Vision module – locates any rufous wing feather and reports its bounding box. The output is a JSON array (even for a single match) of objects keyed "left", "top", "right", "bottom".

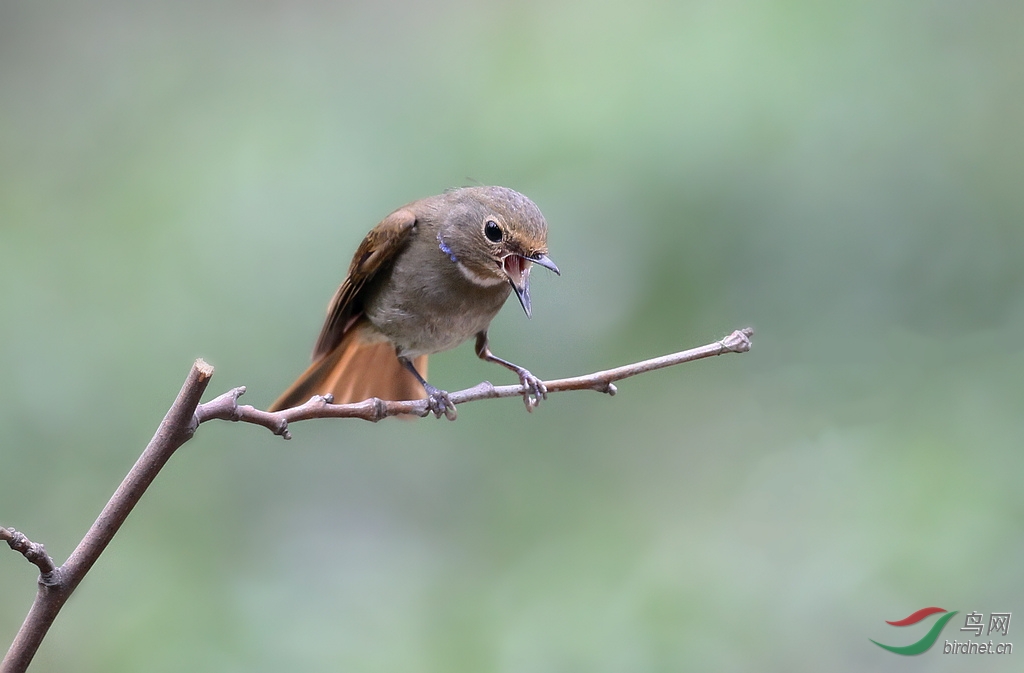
[
  {"left": 313, "top": 208, "right": 418, "bottom": 360},
  {"left": 268, "top": 323, "right": 427, "bottom": 412}
]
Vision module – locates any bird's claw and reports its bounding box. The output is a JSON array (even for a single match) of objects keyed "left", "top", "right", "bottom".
[
  {"left": 516, "top": 368, "right": 547, "bottom": 412},
  {"left": 424, "top": 386, "right": 457, "bottom": 421}
]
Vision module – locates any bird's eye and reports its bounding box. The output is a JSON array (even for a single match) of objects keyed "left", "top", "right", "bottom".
[{"left": 484, "top": 220, "right": 503, "bottom": 243}]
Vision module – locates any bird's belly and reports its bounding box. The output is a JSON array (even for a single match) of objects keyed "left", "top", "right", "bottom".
[{"left": 364, "top": 281, "right": 510, "bottom": 358}]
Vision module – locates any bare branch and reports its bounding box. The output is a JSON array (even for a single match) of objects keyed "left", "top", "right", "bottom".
[
  {"left": 3, "top": 329, "right": 753, "bottom": 672},
  {"left": 2, "top": 359, "right": 214, "bottom": 673},
  {"left": 199, "top": 328, "right": 754, "bottom": 434}
]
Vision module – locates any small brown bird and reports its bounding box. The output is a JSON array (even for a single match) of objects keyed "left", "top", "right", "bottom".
[{"left": 269, "top": 186, "right": 559, "bottom": 419}]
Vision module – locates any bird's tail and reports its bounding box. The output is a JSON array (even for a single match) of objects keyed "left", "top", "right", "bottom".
[{"left": 268, "top": 326, "right": 427, "bottom": 412}]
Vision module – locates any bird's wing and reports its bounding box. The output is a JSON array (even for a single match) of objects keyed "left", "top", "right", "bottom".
[{"left": 312, "top": 207, "right": 418, "bottom": 360}]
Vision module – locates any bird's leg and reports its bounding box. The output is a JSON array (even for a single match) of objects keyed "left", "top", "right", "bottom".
[
  {"left": 399, "top": 356, "right": 456, "bottom": 420},
  {"left": 475, "top": 331, "right": 547, "bottom": 412}
]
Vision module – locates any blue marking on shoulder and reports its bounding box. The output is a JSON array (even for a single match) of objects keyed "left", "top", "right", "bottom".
[{"left": 437, "top": 232, "right": 458, "bottom": 263}]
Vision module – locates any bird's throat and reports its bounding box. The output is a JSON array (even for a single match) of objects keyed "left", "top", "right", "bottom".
[{"left": 455, "top": 260, "right": 506, "bottom": 287}]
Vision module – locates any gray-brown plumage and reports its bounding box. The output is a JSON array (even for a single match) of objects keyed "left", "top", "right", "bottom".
[{"left": 269, "top": 186, "right": 559, "bottom": 418}]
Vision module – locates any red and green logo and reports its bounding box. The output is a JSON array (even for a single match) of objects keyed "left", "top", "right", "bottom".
[{"left": 871, "top": 607, "right": 958, "bottom": 655}]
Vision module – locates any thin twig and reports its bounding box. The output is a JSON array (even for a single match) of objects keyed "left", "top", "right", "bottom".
[
  {"left": 0, "top": 529, "right": 56, "bottom": 582},
  {"left": 2, "top": 328, "right": 752, "bottom": 673},
  {"left": 198, "top": 328, "right": 754, "bottom": 437}
]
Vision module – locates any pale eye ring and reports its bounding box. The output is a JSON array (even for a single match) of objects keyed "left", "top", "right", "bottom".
[{"left": 483, "top": 220, "right": 503, "bottom": 243}]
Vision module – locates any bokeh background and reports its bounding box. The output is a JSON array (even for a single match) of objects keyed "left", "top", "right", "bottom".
[{"left": 2, "top": 1, "right": 1021, "bottom": 671}]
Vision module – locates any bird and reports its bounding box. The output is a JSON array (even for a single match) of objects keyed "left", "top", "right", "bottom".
[{"left": 268, "top": 186, "right": 559, "bottom": 419}]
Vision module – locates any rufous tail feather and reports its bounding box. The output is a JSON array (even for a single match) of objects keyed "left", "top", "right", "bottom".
[{"left": 269, "top": 328, "right": 427, "bottom": 412}]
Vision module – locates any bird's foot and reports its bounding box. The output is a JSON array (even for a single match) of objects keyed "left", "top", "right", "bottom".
[
  {"left": 515, "top": 367, "right": 547, "bottom": 412},
  {"left": 423, "top": 383, "right": 457, "bottom": 421}
]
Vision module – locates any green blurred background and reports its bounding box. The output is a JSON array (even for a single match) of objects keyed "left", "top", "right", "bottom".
[{"left": 2, "top": 1, "right": 1021, "bottom": 671}]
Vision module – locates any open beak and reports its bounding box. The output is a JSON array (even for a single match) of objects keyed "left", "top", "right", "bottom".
[{"left": 503, "top": 253, "right": 560, "bottom": 318}]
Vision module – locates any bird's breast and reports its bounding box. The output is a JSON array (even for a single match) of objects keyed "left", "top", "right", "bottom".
[{"left": 362, "top": 248, "right": 512, "bottom": 358}]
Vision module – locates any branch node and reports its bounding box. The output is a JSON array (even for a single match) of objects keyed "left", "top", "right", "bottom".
[
  {"left": 228, "top": 386, "right": 247, "bottom": 408},
  {"left": 460, "top": 381, "right": 497, "bottom": 400},
  {"left": 38, "top": 568, "right": 63, "bottom": 588},
  {"left": 276, "top": 420, "right": 292, "bottom": 440},
  {"left": 720, "top": 327, "right": 753, "bottom": 354},
  {"left": 371, "top": 397, "right": 389, "bottom": 422}
]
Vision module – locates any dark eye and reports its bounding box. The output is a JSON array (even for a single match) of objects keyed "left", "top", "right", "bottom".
[{"left": 484, "top": 220, "right": 503, "bottom": 243}]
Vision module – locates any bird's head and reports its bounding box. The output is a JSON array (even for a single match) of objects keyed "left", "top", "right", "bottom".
[{"left": 437, "top": 186, "right": 559, "bottom": 317}]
